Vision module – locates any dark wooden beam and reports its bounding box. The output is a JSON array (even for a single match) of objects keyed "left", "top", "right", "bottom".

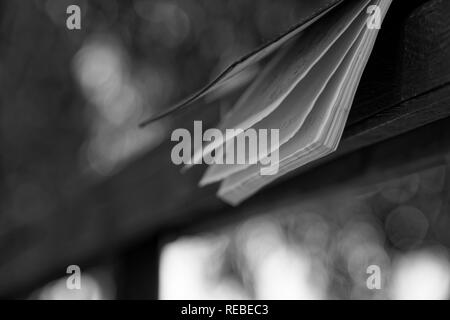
[{"left": 348, "top": 0, "right": 450, "bottom": 124}]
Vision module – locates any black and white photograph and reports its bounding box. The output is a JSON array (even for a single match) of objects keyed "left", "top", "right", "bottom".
[{"left": 1, "top": 0, "right": 450, "bottom": 306}]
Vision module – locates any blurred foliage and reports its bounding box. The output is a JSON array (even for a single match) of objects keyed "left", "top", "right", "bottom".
[
  {"left": 0, "top": 0, "right": 320, "bottom": 236},
  {"left": 161, "top": 164, "right": 450, "bottom": 300}
]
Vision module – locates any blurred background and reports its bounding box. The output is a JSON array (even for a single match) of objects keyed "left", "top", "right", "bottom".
[
  {"left": 1, "top": 0, "right": 450, "bottom": 300},
  {"left": 29, "top": 162, "right": 450, "bottom": 300},
  {"left": 0, "top": 0, "right": 324, "bottom": 208},
  {"left": 160, "top": 163, "right": 450, "bottom": 300}
]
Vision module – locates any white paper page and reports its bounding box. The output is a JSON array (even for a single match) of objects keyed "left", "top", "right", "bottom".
[
  {"left": 200, "top": 9, "right": 368, "bottom": 185},
  {"left": 219, "top": 0, "right": 391, "bottom": 205},
  {"left": 139, "top": 1, "right": 344, "bottom": 127},
  {"left": 187, "top": 0, "right": 371, "bottom": 167},
  {"left": 219, "top": 30, "right": 367, "bottom": 196}
]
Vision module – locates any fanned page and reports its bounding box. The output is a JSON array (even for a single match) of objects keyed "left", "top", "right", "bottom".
[
  {"left": 218, "top": 0, "right": 392, "bottom": 205},
  {"left": 200, "top": 6, "right": 370, "bottom": 186},
  {"left": 187, "top": 0, "right": 370, "bottom": 167},
  {"left": 140, "top": 0, "right": 343, "bottom": 126},
  {"left": 219, "top": 29, "right": 372, "bottom": 202},
  {"left": 217, "top": 35, "right": 368, "bottom": 201}
]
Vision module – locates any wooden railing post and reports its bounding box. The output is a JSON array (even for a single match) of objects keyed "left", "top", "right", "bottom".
[{"left": 114, "top": 236, "right": 161, "bottom": 300}]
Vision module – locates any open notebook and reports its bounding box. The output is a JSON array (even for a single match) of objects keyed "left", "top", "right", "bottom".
[{"left": 141, "top": 0, "right": 392, "bottom": 205}]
